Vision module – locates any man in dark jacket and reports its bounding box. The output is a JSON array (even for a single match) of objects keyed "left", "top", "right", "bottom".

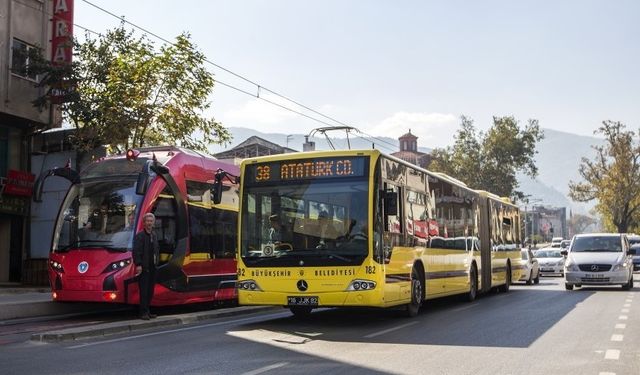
[{"left": 133, "top": 212, "right": 160, "bottom": 320}]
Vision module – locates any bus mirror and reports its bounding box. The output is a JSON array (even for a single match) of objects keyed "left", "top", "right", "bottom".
[
  {"left": 384, "top": 190, "right": 398, "bottom": 216},
  {"left": 212, "top": 181, "right": 223, "bottom": 205}
]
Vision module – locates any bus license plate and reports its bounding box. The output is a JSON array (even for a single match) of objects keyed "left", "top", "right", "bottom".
[{"left": 287, "top": 296, "right": 318, "bottom": 306}]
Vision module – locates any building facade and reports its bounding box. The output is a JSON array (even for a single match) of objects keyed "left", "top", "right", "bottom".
[
  {"left": 1, "top": 0, "right": 59, "bottom": 283},
  {"left": 390, "top": 130, "right": 431, "bottom": 168}
]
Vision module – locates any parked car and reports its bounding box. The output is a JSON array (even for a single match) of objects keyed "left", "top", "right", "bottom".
[
  {"left": 630, "top": 243, "right": 640, "bottom": 271},
  {"left": 551, "top": 237, "right": 564, "bottom": 246},
  {"left": 536, "top": 248, "right": 565, "bottom": 276},
  {"left": 563, "top": 233, "right": 634, "bottom": 290},
  {"left": 560, "top": 240, "right": 571, "bottom": 249},
  {"left": 518, "top": 248, "right": 540, "bottom": 285}
]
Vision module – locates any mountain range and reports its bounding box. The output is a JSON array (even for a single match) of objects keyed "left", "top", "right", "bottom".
[{"left": 210, "top": 127, "right": 604, "bottom": 214}]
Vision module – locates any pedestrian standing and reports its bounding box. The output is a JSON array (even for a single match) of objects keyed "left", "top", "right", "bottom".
[{"left": 133, "top": 212, "right": 160, "bottom": 320}]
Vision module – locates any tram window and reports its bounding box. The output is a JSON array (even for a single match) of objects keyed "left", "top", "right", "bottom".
[{"left": 211, "top": 209, "right": 237, "bottom": 259}]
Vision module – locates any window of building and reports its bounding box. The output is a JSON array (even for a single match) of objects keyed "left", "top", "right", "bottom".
[
  {"left": 11, "top": 39, "right": 38, "bottom": 80},
  {"left": 0, "top": 128, "right": 8, "bottom": 178}
]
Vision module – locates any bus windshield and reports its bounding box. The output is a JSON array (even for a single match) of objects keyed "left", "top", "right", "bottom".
[
  {"left": 52, "top": 178, "right": 143, "bottom": 252},
  {"left": 240, "top": 178, "right": 369, "bottom": 267}
]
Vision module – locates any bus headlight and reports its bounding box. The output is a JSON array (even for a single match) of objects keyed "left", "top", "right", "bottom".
[
  {"left": 50, "top": 260, "right": 64, "bottom": 273},
  {"left": 346, "top": 279, "right": 376, "bottom": 291},
  {"left": 102, "top": 259, "right": 132, "bottom": 273},
  {"left": 237, "top": 280, "right": 262, "bottom": 291}
]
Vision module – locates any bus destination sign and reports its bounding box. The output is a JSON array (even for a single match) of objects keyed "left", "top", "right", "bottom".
[{"left": 247, "top": 157, "right": 367, "bottom": 184}]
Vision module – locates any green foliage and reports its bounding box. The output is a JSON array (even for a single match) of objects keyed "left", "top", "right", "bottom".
[
  {"left": 569, "top": 121, "right": 640, "bottom": 233},
  {"left": 429, "top": 115, "right": 544, "bottom": 201},
  {"left": 30, "top": 26, "right": 230, "bottom": 153}
]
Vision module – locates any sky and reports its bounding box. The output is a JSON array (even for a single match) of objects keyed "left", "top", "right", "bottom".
[{"left": 73, "top": 0, "right": 640, "bottom": 149}]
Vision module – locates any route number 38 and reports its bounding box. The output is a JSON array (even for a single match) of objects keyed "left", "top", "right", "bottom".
[{"left": 256, "top": 166, "right": 271, "bottom": 181}]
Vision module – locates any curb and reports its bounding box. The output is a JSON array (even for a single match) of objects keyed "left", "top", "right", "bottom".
[{"left": 31, "top": 305, "right": 278, "bottom": 343}]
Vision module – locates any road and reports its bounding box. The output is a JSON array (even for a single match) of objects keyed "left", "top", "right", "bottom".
[{"left": 1, "top": 276, "right": 638, "bottom": 375}]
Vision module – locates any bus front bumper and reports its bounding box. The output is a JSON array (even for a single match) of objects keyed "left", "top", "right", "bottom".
[{"left": 239, "top": 289, "right": 387, "bottom": 308}]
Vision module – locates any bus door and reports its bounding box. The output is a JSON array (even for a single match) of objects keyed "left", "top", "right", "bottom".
[{"left": 477, "top": 197, "right": 492, "bottom": 293}]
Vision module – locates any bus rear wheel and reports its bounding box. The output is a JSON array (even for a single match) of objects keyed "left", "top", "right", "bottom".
[
  {"left": 498, "top": 264, "right": 511, "bottom": 293},
  {"left": 289, "top": 306, "right": 313, "bottom": 318},
  {"left": 406, "top": 266, "right": 423, "bottom": 317},
  {"left": 464, "top": 265, "right": 478, "bottom": 302}
]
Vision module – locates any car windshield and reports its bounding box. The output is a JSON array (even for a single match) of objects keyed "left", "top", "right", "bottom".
[
  {"left": 521, "top": 250, "right": 529, "bottom": 260},
  {"left": 570, "top": 236, "right": 622, "bottom": 252},
  {"left": 52, "top": 178, "right": 143, "bottom": 252},
  {"left": 536, "top": 250, "right": 563, "bottom": 258}
]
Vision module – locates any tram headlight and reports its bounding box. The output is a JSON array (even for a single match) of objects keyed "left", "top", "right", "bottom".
[
  {"left": 50, "top": 260, "right": 64, "bottom": 273},
  {"left": 102, "top": 259, "right": 132, "bottom": 273},
  {"left": 346, "top": 279, "right": 376, "bottom": 291},
  {"left": 237, "top": 280, "right": 262, "bottom": 292}
]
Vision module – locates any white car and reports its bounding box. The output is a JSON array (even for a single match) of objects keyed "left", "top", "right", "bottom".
[
  {"left": 536, "top": 248, "right": 565, "bottom": 276},
  {"left": 518, "top": 248, "right": 540, "bottom": 285},
  {"left": 563, "top": 233, "right": 634, "bottom": 290}
]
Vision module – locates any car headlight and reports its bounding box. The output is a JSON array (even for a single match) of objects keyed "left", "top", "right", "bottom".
[
  {"left": 556, "top": 260, "right": 565, "bottom": 266},
  {"left": 612, "top": 262, "right": 629, "bottom": 272},
  {"left": 565, "top": 262, "right": 579, "bottom": 272}
]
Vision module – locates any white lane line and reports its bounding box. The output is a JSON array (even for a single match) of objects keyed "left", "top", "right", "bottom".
[
  {"left": 615, "top": 323, "right": 626, "bottom": 329},
  {"left": 621, "top": 308, "right": 630, "bottom": 313},
  {"left": 241, "top": 362, "right": 289, "bottom": 375},
  {"left": 599, "top": 372, "right": 616, "bottom": 375},
  {"left": 611, "top": 334, "right": 624, "bottom": 342},
  {"left": 605, "top": 350, "right": 620, "bottom": 360},
  {"left": 364, "top": 321, "right": 419, "bottom": 339},
  {"left": 67, "top": 311, "right": 290, "bottom": 349},
  {"left": 625, "top": 299, "right": 632, "bottom": 303},
  {"left": 624, "top": 303, "right": 630, "bottom": 308},
  {"left": 619, "top": 315, "right": 628, "bottom": 320}
]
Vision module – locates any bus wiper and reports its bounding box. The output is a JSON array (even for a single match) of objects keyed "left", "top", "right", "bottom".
[
  {"left": 59, "top": 240, "right": 114, "bottom": 252},
  {"left": 324, "top": 252, "right": 352, "bottom": 263}
]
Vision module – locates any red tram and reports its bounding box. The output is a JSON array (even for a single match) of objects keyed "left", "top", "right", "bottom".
[{"left": 35, "top": 146, "right": 239, "bottom": 306}]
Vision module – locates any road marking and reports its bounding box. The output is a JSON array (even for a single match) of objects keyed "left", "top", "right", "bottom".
[
  {"left": 611, "top": 334, "right": 624, "bottom": 342},
  {"left": 605, "top": 350, "right": 620, "bottom": 360},
  {"left": 67, "top": 311, "right": 290, "bottom": 349},
  {"left": 450, "top": 303, "right": 479, "bottom": 312},
  {"left": 618, "top": 315, "right": 628, "bottom": 320},
  {"left": 621, "top": 308, "right": 630, "bottom": 313},
  {"left": 615, "top": 323, "right": 626, "bottom": 329},
  {"left": 364, "top": 321, "right": 419, "bottom": 338},
  {"left": 599, "top": 372, "right": 616, "bottom": 375},
  {"left": 624, "top": 303, "right": 630, "bottom": 308},
  {"left": 625, "top": 299, "right": 632, "bottom": 303},
  {"left": 241, "top": 362, "right": 289, "bottom": 375}
]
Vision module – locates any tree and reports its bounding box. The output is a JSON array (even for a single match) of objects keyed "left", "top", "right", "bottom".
[
  {"left": 569, "top": 121, "right": 640, "bottom": 233},
  {"left": 29, "top": 26, "right": 230, "bottom": 153},
  {"left": 429, "top": 115, "right": 544, "bottom": 200}
]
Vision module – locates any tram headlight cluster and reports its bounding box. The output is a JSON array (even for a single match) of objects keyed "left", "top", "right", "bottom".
[
  {"left": 346, "top": 279, "right": 376, "bottom": 291},
  {"left": 50, "top": 261, "right": 64, "bottom": 273},
  {"left": 103, "top": 259, "right": 132, "bottom": 273},
  {"left": 237, "top": 280, "right": 262, "bottom": 291}
]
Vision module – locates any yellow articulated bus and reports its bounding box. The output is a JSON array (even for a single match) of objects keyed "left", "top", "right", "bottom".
[{"left": 234, "top": 149, "right": 523, "bottom": 317}]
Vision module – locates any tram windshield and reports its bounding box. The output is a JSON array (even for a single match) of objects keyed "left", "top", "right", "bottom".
[{"left": 52, "top": 178, "right": 143, "bottom": 252}]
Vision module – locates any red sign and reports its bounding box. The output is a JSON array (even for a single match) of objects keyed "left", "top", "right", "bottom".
[
  {"left": 51, "top": 0, "right": 74, "bottom": 65},
  {"left": 2, "top": 170, "right": 36, "bottom": 197}
]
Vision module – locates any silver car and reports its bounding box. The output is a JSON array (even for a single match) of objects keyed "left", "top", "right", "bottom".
[
  {"left": 563, "top": 233, "right": 634, "bottom": 290},
  {"left": 536, "top": 249, "right": 565, "bottom": 276}
]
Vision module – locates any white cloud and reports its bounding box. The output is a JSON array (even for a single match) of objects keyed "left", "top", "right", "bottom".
[
  {"left": 222, "top": 93, "right": 299, "bottom": 131},
  {"left": 368, "top": 112, "right": 459, "bottom": 149}
]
